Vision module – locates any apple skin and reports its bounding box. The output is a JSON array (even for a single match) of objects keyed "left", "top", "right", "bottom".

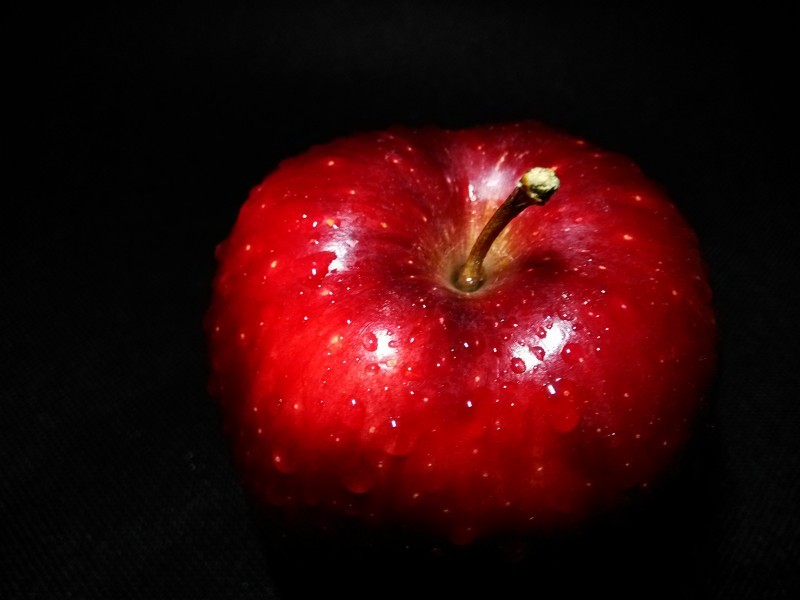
[{"left": 205, "top": 121, "right": 716, "bottom": 546}]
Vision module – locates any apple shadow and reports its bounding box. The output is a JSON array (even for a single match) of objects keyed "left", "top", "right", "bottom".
[{"left": 251, "top": 414, "right": 724, "bottom": 600}]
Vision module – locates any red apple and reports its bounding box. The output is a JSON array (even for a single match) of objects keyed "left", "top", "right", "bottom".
[{"left": 205, "top": 121, "right": 716, "bottom": 547}]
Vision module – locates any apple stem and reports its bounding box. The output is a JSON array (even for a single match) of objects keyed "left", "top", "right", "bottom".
[{"left": 454, "top": 167, "right": 560, "bottom": 292}]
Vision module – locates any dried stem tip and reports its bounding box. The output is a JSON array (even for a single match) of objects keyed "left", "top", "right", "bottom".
[{"left": 518, "top": 167, "right": 560, "bottom": 203}]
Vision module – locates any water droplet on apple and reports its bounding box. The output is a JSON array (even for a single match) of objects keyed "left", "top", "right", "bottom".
[
  {"left": 455, "top": 387, "right": 493, "bottom": 439},
  {"left": 379, "top": 416, "right": 417, "bottom": 456},
  {"left": 340, "top": 459, "right": 378, "bottom": 494},
  {"left": 262, "top": 477, "right": 293, "bottom": 506},
  {"left": 450, "top": 523, "right": 477, "bottom": 546},
  {"left": 544, "top": 379, "right": 583, "bottom": 434},
  {"left": 401, "top": 363, "right": 422, "bottom": 380},
  {"left": 271, "top": 447, "right": 298, "bottom": 474},
  {"left": 342, "top": 495, "right": 365, "bottom": 516},
  {"left": 341, "top": 397, "right": 366, "bottom": 429},
  {"left": 530, "top": 346, "right": 546, "bottom": 362},
  {"left": 561, "top": 343, "right": 583, "bottom": 364},
  {"left": 288, "top": 251, "right": 336, "bottom": 287},
  {"left": 362, "top": 332, "right": 378, "bottom": 351},
  {"left": 510, "top": 357, "right": 526, "bottom": 373},
  {"left": 213, "top": 241, "right": 227, "bottom": 259},
  {"left": 460, "top": 333, "right": 486, "bottom": 356}
]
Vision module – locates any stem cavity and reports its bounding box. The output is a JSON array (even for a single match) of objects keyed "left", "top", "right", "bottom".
[{"left": 454, "top": 167, "right": 560, "bottom": 293}]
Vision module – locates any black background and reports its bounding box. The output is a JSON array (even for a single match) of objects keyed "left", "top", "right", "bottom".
[{"left": 4, "top": 3, "right": 798, "bottom": 599}]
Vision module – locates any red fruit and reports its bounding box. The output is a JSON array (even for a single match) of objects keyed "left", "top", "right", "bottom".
[{"left": 205, "top": 121, "right": 716, "bottom": 547}]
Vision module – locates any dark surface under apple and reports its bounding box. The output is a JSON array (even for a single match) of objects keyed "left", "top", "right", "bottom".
[{"left": 4, "top": 3, "right": 797, "bottom": 600}]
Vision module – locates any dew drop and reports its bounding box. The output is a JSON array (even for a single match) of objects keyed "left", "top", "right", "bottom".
[
  {"left": 341, "top": 397, "right": 366, "bottom": 429},
  {"left": 450, "top": 523, "right": 477, "bottom": 546},
  {"left": 561, "top": 343, "right": 584, "bottom": 364},
  {"left": 340, "top": 460, "right": 378, "bottom": 494},
  {"left": 402, "top": 363, "right": 422, "bottom": 380},
  {"left": 510, "top": 357, "right": 526, "bottom": 373},
  {"left": 544, "top": 379, "right": 583, "bottom": 434},
  {"left": 454, "top": 387, "right": 493, "bottom": 439},
  {"left": 379, "top": 416, "right": 417, "bottom": 456},
  {"left": 530, "top": 346, "right": 546, "bottom": 362},
  {"left": 362, "top": 332, "right": 378, "bottom": 351},
  {"left": 271, "top": 447, "right": 298, "bottom": 474},
  {"left": 461, "top": 333, "right": 486, "bottom": 356},
  {"left": 297, "top": 251, "right": 336, "bottom": 285},
  {"left": 263, "top": 477, "right": 293, "bottom": 506}
]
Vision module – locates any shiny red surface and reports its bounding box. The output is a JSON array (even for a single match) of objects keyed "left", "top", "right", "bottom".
[{"left": 205, "top": 121, "right": 717, "bottom": 544}]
